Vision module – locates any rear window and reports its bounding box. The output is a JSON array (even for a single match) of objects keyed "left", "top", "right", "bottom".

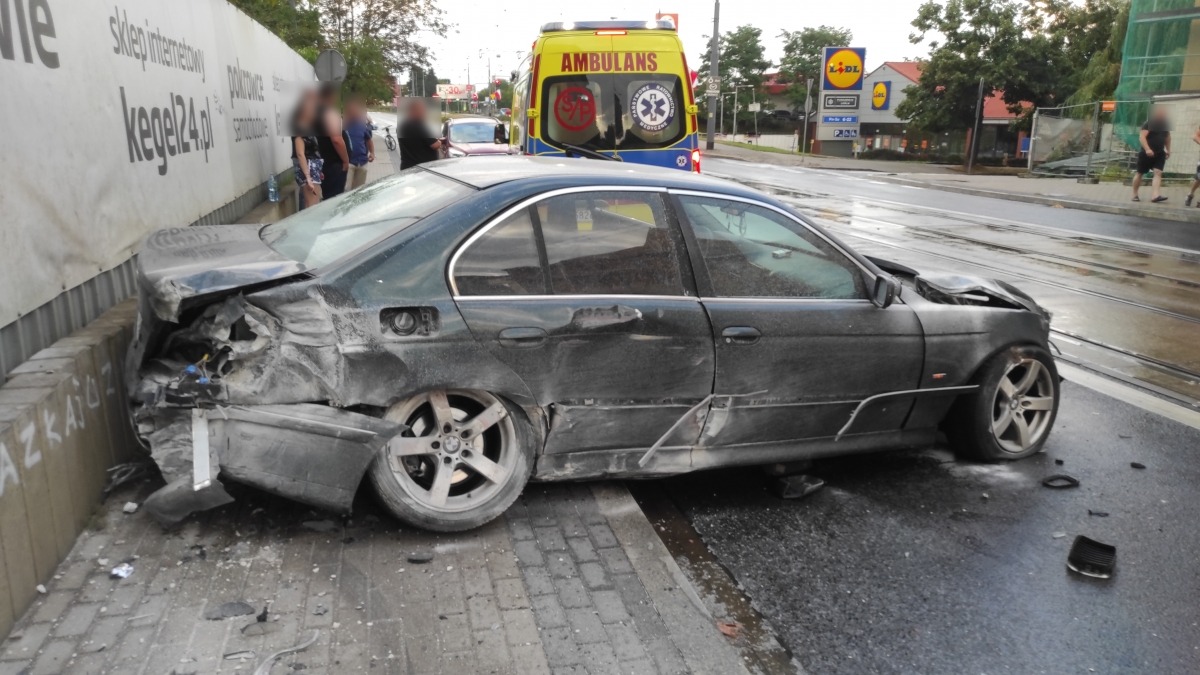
[
  {"left": 542, "top": 73, "right": 686, "bottom": 152},
  {"left": 260, "top": 170, "right": 470, "bottom": 268},
  {"left": 449, "top": 121, "right": 501, "bottom": 144}
]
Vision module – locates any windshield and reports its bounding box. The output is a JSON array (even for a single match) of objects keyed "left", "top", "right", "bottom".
[
  {"left": 542, "top": 72, "right": 686, "bottom": 152},
  {"left": 260, "top": 170, "right": 471, "bottom": 267},
  {"left": 450, "top": 122, "right": 500, "bottom": 143}
]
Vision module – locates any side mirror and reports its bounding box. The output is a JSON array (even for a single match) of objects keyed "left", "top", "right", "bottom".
[
  {"left": 871, "top": 275, "right": 899, "bottom": 309},
  {"left": 495, "top": 124, "right": 508, "bottom": 144}
]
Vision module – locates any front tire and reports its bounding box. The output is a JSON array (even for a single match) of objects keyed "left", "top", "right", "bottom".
[
  {"left": 947, "top": 346, "right": 1059, "bottom": 461},
  {"left": 369, "top": 390, "right": 533, "bottom": 532}
]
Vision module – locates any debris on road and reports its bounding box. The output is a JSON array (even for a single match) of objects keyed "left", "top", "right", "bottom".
[
  {"left": 302, "top": 519, "right": 338, "bottom": 533},
  {"left": 717, "top": 621, "right": 741, "bottom": 639},
  {"left": 224, "top": 650, "right": 256, "bottom": 661},
  {"left": 1131, "top": 462, "right": 1146, "bottom": 470},
  {"left": 406, "top": 550, "right": 434, "bottom": 564},
  {"left": 110, "top": 563, "right": 134, "bottom": 579},
  {"left": 35, "top": 585, "right": 46, "bottom": 594},
  {"left": 1054, "top": 459, "right": 1064, "bottom": 465},
  {"left": 312, "top": 603, "right": 328, "bottom": 616},
  {"left": 123, "top": 502, "right": 139, "bottom": 514},
  {"left": 1087, "top": 509, "right": 1110, "bottom": 517},
  {"left": 1052, "top": 532, "right": 1068, "bottom": 539},
  {"left": 1067, "top": 536, "right": 1116, "bottom": 579},
  {"left": 204, "top": 601, "right": 257, "bottom": 620},
  {"left": 771, "top": 474, "right": 825, "bottom": 500},
  {"left": 254, "top": 630, "right": 319, "bottom": 675},
  {"left": 1041, "top": 474, "right": 1080, "bottom": 489}
]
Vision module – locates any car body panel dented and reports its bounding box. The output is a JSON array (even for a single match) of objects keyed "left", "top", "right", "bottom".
[
  {"left": 138, "top": 226, "right": 309, "bottom": 322},
  {"left": 140, "top": 403, "right": 404, "bottom": 525}
]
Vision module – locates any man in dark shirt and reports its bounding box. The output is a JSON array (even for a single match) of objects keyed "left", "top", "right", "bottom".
[
  {"left": 399, "top": 99, "right": 442, "bottom": 169},
  {"left": 1133, "top": 105, "right": 1171, "bottom": 203}
]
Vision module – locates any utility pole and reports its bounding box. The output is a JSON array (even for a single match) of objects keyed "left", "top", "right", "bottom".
[
  {"left": 704, "top": 0, "right": 720, "bottom": 150},
  {"left": 966, "top": 77, "right": 985, "bottom": 175},
  {"left": 801, "top": 79, "right": 812, "bottom": 155}
]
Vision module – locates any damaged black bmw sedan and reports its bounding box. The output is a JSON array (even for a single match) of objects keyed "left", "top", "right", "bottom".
[{"left": 127, "top": 157, "right": 1059, "bottom": 531}]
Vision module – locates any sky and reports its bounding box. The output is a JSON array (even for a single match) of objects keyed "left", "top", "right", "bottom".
[{"left": 425, "top": 0, "right": 930, "bottom": 88}]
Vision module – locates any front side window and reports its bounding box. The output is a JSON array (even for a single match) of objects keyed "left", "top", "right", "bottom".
[
  {"left": 678, "top": 196, "right": 865, "bottom": 299},
  {"left": 260, "top": 170, "right": 471, "bottom": 268},
  {"left": 542, "top": 72, "right": 686, "bottom": 152},
  {"left": 537, "top": 191, "right": 686, "bottom": 296},
  {"left": 453, "top": 209, "right": 545, "bottom": 296}
]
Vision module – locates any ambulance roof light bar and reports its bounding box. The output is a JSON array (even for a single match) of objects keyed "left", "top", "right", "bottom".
[{"left": 541, "top": 20, "right": 676, "bottom": 33}]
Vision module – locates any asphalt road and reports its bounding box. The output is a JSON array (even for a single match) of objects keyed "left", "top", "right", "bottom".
[
  {"left": 655, "top": 158, "right": 1200, "bottom": 674},
  {"left": 662, "top": 381, "right": 1200, "bottom": 674},
  {"left": 705, "top": 158, "right": 1200, "bottom": 252}
]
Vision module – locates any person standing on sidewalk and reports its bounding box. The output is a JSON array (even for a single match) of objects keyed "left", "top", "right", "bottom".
[
  {"left": 399, "top": 99, "right": 443, "bottom": 170},
  {"left": 315, "top": 83, "right": 351, "bottom": 199},
  {"left": 1185, "top": 125, "right": 1200, "bottom": 207},
  {"left": 1132, "top": 105, "right": 1171, "bottom": 203},
  {"left": 290, "top": 90, "right": 323, "bottom": 210},
  {"left": 344, "top": 96, "right": 375, "bottom": 190}
]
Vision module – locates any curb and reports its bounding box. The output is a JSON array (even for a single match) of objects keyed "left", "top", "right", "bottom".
[{"left": 589, "top": 483, "right": 752, "bottom": 675}]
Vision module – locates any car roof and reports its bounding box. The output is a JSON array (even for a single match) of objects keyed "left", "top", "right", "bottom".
[{"left": 423, "top": 156, "right": 763, "bottom": 197}]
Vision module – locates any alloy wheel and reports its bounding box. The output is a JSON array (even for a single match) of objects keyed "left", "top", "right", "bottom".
[
  {"left": 383, "top": 390, "right": 517, "bottom": 513},
  {"left": 990, "top": 358, "right": 1056, "bottom": 454}
]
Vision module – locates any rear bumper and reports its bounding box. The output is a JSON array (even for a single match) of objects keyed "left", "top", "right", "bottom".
[{"left": 140, "top": 403, "right": 403, "bottom": 525}]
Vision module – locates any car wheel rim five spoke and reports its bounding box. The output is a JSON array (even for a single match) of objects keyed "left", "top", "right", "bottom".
[
  {"left": 385, "top": 391, "right": 513, "bottom": 512},
  {"left": 991, "top": 359, "right": 1055, "bottom": 453}
]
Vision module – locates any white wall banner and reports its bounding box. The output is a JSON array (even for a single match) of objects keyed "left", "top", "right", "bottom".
[{"left": 0, "top": 0, "right": 313, "bottom": 326}]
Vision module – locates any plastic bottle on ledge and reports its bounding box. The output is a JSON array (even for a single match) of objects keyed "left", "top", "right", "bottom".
[{"left": 267, "top": 173, "right": 279, "bottom": 203}]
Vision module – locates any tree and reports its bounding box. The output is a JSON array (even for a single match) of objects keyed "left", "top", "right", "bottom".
[
  {"left": 778, "top": 26, "right": 853, "bottom": 109},
  {"left": 318, "top": 0, "right": 447, "bottom": 74},
  {"left": 697, "top": 25, "right": 770, "bottom": 90},
  {"left": 228, "top": 0, "right": 321, "bottom": 55},
  {"left": 897, "top": 0, "right": 1127, "bottom": 133}
]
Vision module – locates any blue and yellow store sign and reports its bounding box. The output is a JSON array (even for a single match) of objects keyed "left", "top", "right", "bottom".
[
  {"left": 871, "top": 81, "right": 890, "bottom": 110},
  {"left": 822, "top": 47, "right": 865, "bottom": 91}
]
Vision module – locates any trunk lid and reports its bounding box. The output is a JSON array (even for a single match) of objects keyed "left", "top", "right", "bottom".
[{"left": 137, "top": 225, "right": 309, "bottom": 322}]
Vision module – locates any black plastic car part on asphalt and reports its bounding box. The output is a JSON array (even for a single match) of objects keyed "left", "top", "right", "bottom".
[{"left": 125, "top": 157, "right": 1058, "bottom": 531}]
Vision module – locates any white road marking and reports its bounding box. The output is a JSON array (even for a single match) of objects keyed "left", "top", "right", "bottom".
[{"left": 1057, "top": 362, "right": 1200, "bottom": 432}]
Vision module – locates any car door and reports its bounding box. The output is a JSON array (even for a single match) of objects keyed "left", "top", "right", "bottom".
[
  {"left": 450, "top": 187, "right": 715, "bottom": 455},
  {"left": 672, "top": 191, "right": 924, "bottom": 446}
]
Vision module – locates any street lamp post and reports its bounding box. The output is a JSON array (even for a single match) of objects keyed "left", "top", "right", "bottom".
[
  {"left": 719, "top": 92, "right": 734, "bottom": 135},
  {"left": 704, "top": 0, "right": 720, "bottom": 150},
  {"left": 733, "top": 84, "right": 753, "bottom": 140}
]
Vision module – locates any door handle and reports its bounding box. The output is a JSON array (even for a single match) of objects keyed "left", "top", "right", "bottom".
[
  {"left": 498, "top": 327, "right": 547, "bottom": 348},
  {"left": 721, "top": 326, "right": 762, "bottom": 345}
]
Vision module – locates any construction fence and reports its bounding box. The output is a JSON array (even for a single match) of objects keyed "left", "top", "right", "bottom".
[{"left": 1031, "top": 97, "right": 1200, "bottom": 180}]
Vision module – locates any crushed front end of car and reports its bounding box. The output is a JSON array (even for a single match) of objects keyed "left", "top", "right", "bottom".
[{"left": 125, "top": 226, "right": 404, "bottom": 526}]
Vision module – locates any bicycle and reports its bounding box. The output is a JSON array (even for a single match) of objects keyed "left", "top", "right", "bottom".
[{"left": 383, "top": 125, "right": 396, "bottom": 151}]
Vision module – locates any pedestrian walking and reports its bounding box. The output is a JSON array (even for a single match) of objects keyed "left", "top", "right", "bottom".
[
  {"left": 399, "top": 99, "right": 443, "bottom": 170},
  {"left": 344, "top": 96, "right": 375, "bottom": 190},
  {"left": 315, "top": 82, "right": 350, "bottom": 199},
  {"left": 290, "top": 90, "right": 323, "bottom": 210},
  {"left": 1132, "top": 105, "right": 1171, "bottom": 203},
  {"left": 1185, "top": 125, "right": 1200, "bottom": 207}
]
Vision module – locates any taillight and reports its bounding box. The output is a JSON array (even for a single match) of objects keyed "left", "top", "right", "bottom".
[{"left": 691, "top": 149, "right": 701, "bottom": 173}]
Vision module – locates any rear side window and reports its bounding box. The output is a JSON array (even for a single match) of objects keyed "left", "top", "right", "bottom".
[
  {"left": 542, "top": 73, "right": 686, "bottom": 152},
  {"left": 453, "top": 210, "right": 546, "bottom": 296},
  {"left": 537, "top": 191, "right": 686, "bottom": 296}
]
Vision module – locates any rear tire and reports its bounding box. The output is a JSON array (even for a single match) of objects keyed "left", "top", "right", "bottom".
[
  {"left": 946, "top": 345, "right": 1059, "bottom": 461},
  {"left": 369, "top": 390, "right": 533, "bottom": 532}
]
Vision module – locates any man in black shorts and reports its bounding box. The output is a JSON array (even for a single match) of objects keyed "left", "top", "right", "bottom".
[{"left": 1132, "top": 105, "right": 1170, "bottom": 203}]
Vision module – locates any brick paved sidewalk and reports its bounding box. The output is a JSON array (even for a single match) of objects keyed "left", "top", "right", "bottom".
[{"left": 0, "top": 477, "right": 749, "bottom": 675}]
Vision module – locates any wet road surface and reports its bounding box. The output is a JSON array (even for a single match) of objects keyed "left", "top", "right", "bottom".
[
  {"left": 658, "top": 382, "right": 1200, "bottom": 674},
  {"left": 642, "top": 159, "right": 1200, "bottom": 674},
  {"left": 705, "top": 158, "right": 1200, "bottom": 406}
]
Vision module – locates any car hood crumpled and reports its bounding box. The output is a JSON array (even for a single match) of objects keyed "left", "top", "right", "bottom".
[
  {"left": 137, "top": 225, "right": 309, "bottom": 322},
  {"left": 915, "top": 272, "right": 1043, "bottom": 313}
]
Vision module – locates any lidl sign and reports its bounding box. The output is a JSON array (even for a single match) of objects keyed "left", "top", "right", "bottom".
[
  {"left": 872, "top": 81, "right": 891, "bottom": 110},
  {"left": 823, "top": 47, "right": 866, "bottom": 91}
]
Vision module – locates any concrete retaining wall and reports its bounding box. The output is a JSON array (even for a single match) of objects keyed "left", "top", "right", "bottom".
[{"left": 0, "top": 300, "right": 138, "bottom": 637}]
